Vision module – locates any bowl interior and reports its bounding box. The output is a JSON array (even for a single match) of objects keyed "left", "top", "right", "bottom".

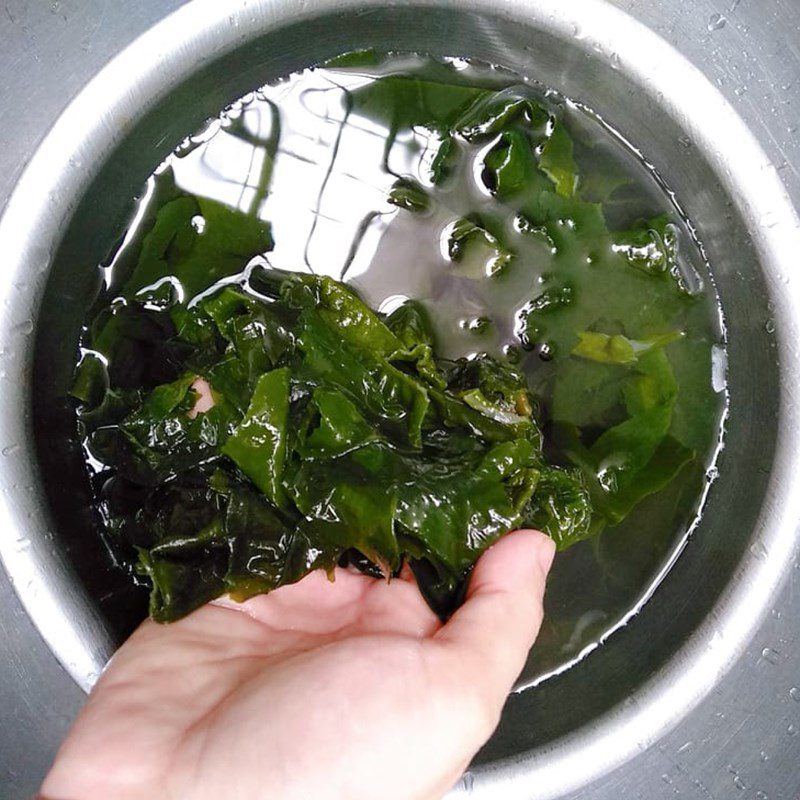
[{"left": 7, "top": 1, "right": 798, "bottom": 796}]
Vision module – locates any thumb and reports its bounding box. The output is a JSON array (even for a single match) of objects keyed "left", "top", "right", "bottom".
[{"left": 434, "top": 529, "right": 555, "bottom": 711}]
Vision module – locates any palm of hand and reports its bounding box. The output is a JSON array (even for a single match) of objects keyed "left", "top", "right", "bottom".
[{"left": 41, "top": 530, "right": 553, "bottom": 800}]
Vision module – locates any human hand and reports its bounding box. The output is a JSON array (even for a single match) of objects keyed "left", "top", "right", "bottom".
[{"left": 41, "top": 529, "right": 555, "bottom": 800}]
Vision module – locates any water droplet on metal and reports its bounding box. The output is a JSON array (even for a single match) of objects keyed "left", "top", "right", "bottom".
[
  {"left": 678, "top": 135, "right": 693, "bottom": 149},
  {"left": 749, "top": 541, "right": 768, "bottom": 560},
  {"left": 14, "top": 319, "right": 34, "bottom": 336},
  {"left": 765, "top": 318, "right": 776, "bottom": 334},
  {"left": 759, "top": 750, "right": 769, "bottom": 762},
  {"left": 708, "top": 12, "right": 727, "bottom": 30},
  {"left": 761, "top": 646, "right": 780, "bottom": 664},
  {"left": 789, "top": 687, "right": 800, "bottom": 702},
  {"left": 610, "top": 53, "right": 621, "bottom": 70},
  {"left": 761, "top": 210, "right": 781, "bottom": 228},
  {"left": 755, "top": 791, "right": 768, "bottom": 800},
  {"left": 733, "top": 775, "right": 746, "bottom": 791},
  {"left": 788, "top": 723, "right": 798, "bottom": 736},
  {"left": 2, "top": 444, "right": 19, "bottom": 457}
]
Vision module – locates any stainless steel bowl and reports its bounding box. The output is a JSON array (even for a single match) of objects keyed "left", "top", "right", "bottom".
[{"left": 1, "top": 1, "right": 799, "bottom": 797}]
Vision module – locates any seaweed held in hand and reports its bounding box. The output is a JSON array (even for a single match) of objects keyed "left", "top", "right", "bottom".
[
  {"left": 76, "top": 269, "right": 588, "bottom": 621},
  {"left": 71, "top": 54, "right": 725, "bottom": 636}
]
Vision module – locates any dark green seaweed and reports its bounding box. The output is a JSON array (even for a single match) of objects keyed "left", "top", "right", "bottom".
[{"left": 73, "top": 61, "right": 707, "bottom": 622}]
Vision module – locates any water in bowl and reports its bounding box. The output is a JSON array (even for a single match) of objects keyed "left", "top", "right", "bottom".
[{"left": 78, "top": 53, "right": 728, "bottom": 687}]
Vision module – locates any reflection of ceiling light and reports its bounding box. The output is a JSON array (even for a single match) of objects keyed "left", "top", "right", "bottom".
[
  {"left": 102, "top": 174, "right": 157, "bottom": 289},
  {"left": 169, "top": 69, "right": 410, "bottom": 279},
  {"left": 335, "top": 211, "right": 394, "bottom": 282}
]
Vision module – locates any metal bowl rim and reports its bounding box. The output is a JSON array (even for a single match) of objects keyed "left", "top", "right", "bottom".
[{"left": 1, "top": 0, "right": 798, "bottom": 796}]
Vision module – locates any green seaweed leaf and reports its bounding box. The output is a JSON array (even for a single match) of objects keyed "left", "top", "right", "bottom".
[
  {"left": 540, "top": 119, "right": 578, "bottom": 197},
  {"left": 388, "top": 178, "right": 431, "bottom": 212},
  {"left": 446, "top": 218, "right": 514, "bottom": 279},
  {"left": 123, "top": 196, "right": 273, "bottom": 302},
  {"left": 525, "top": 467, "right": 593, "bottom": 550},
  {"left": 72, "top": 66, "right": 712, "bottom": 626},
  {"left": 222, "top": 367, "right": 290, "bottom": 506},
  {"left": 613, "top": 214, "right": 679, "bottom": 277},
  {"left": 571, "top": 330, "right": 683, "bottom": 365},
  {"left": 349, "top": 76, "right": 488, "bottom": 134}
]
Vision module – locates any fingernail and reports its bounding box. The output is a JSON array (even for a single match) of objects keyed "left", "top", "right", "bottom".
[{"left": 538, "top": 536, "right": 556, "bottom": 577}]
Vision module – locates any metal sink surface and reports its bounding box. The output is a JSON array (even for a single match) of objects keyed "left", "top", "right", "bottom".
[{"left": 1, "top": 1, "right": 799, "bottom": 799}]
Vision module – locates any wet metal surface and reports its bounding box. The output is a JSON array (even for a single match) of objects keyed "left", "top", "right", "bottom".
[{"left": 1, "top": 1, "right": 799, "bottom": 798}]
